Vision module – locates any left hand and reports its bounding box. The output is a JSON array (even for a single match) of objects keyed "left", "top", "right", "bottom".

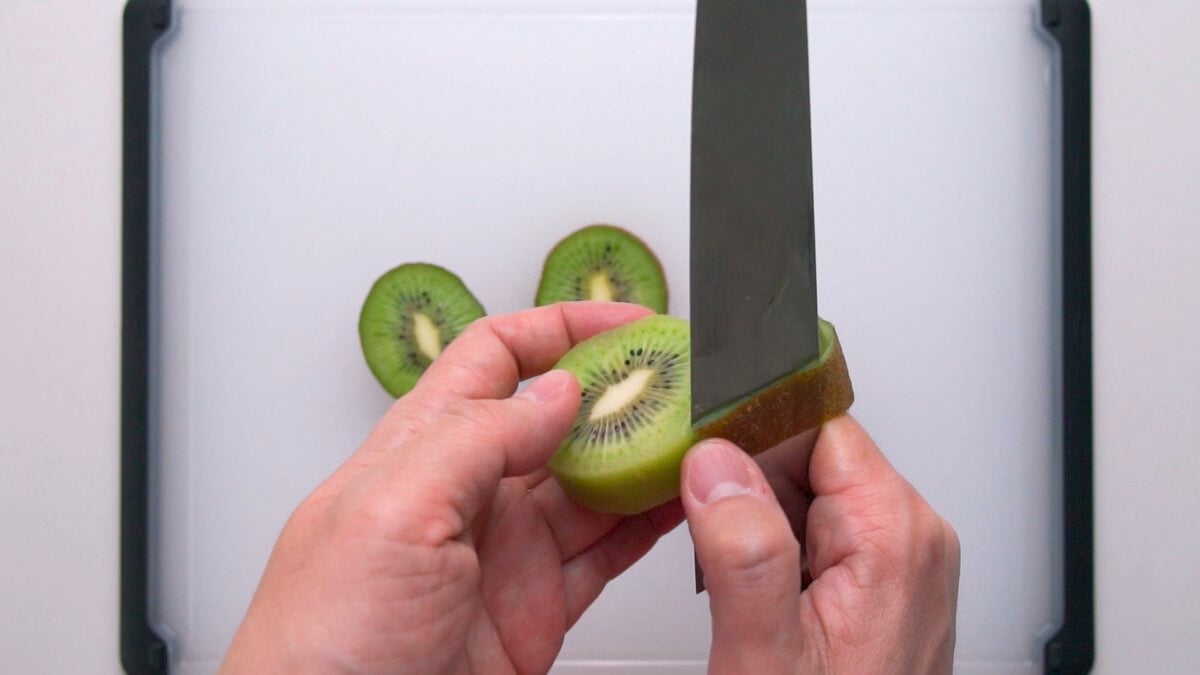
[{"left": 220, "top": 303, "right": 684, "bottom": 674}]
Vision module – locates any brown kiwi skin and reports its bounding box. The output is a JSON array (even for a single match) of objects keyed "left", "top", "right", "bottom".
[
  {"left": 693, "top": 323, "right": 854, "bottom": 455},
  {"left": 538, "top": 224, "right": 670, "bottom": 312}
]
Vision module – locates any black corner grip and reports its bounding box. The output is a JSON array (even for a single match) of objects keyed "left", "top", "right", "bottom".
[
  {"left": 122, "top": 0, "right": 172, "bottom": 673},
  {"left": 1040, "top": 1, "right": 1095, "bottom": 674}
]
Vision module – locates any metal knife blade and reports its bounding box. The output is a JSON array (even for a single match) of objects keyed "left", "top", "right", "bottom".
[{"left": 689, "top": 0, "right": 820, "bottom": 424}]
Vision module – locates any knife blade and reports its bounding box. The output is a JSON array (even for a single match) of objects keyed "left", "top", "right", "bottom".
[
  {"left": 689, "top": 0, "right": 820, "bottom": 592},
  {"left": 690, "top": 0, "right": 819, "bottom": 425}
]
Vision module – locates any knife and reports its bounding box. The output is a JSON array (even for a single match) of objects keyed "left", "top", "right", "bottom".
[{"left": 689, "top": 0, "right": 820, "bottom": 590}]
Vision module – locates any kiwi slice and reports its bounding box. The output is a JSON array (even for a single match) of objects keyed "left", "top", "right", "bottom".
[
  {"left": 548, "top": 316, "right": 852, "bottom": 515},
  {"left": 536, "top": 224, "right": 669, "bottom": 313},
  {"left": 358, "top": 263, "right": 485, "bottom": 397},
  {"left": 548, "top": 315, "right": 694, "bottom": 515}
]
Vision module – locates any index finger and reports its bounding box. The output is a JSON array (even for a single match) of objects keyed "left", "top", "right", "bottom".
[
  {"left": 415, "top": 301, "right": 654, "bottom": 402},
  {"left": 803, "top": 415, "right": 928, "bottom": 583},
  {"left": 753, "top": 427, "right": 820, "bottom": 539},
  {"left": 355, "top": 302, "right": 652, "bottom": 462}
]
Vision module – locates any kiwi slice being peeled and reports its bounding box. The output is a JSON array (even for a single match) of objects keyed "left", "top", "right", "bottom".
[
  {"left": 693, "top": 319, "right": 854, "bottom": 454},
  {"left": 548, "top": 316, "right": 853, "bottom": 515},
  {"left": 358, "top": 263, "right": 485, "bottom": 397},
  {"left": 536, "top": 224, "right": 669, "bottom": 313}
]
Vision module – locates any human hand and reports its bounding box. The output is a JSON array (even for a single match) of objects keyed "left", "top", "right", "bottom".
[
  {"left": 682, "top": 417, "right": 960, "bottom": 674},
  {"left": 220, "top": 303, "right": 684, "bottom": 674}
]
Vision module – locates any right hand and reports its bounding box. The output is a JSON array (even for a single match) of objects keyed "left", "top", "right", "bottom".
[{"left": 682, "top": 416, "right": 960, "bottom": 674}]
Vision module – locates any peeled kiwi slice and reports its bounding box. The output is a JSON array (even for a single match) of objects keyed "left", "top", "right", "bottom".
[
  {"left": 548, "top": 316, "right": 852, "bottom": 515},
  {"left": 358, "top": 263, "right": 485, "bottom": 397},
  {"left": 536, "top": 224, "right": 669, "bottom": 313}
]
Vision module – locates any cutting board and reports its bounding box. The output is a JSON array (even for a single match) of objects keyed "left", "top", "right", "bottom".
[{"left": 120, "top": 0, "right": 1093, "bottom": 672}]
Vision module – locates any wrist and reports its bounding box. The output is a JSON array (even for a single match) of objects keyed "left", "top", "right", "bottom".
[{"left": 220, "top": 608, "right": 345, "bottom": 675}]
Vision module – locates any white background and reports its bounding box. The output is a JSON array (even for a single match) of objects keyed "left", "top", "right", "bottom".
[{"left": 1, "top": 0, "right": 1198, "bottom": 672}]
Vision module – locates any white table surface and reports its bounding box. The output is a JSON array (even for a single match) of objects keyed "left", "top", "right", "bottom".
[{"left": 1, "top": 0, "right": 1198, "bottom": 672}]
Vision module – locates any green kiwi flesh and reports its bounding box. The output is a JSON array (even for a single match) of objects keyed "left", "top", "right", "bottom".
[
  {"left": 358, "top": 263, "right": 485, "bottom": 397},
  {"left": 547, "top": 315, "right": 692, "bottom": 515},
  {"left": 549, "top": 317, "right": 852, "bottom": 515},
  {"left": 536, "top": 224, "right": 668, "bottom": 314}
]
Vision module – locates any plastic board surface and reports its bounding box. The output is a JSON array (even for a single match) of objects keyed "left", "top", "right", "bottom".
[{"left": 144, "top": 0, "right": 1066, "bottom": 671}]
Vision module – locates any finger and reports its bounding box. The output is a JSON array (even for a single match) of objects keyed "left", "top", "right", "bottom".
[
  {"left": 519, "top": 468, "right": 554, "bottom": 491},
  {"left": 413, "top": 302, "right": 653, "bottom": 403},
  {"left": 356, "top": 302, "right": 650, "bottom": 476},
  {"left": 529, "top": 477, "right": 623, "bottom": 561},
  {"left": 681, "top": 440, "right": 803, "bottom": 671},
  {"left": 753, "top": 427, "right": 820, "bottom": 541},
  {"left": 803, "top": 415, "right": 919, "bottom": 583},
  {"left": 374, "top": 369, "right": 581, "bottom": 542},
  {"left": 803, "top": 416, "right": 961, "bottom": 669},
  {"left": 562, "top": 498, "right": 685, "bottom": 629},
  {"left": 943, "top": 520, "right": 962, "bottom": 610},
  {"left": 754, "top": 426, "right": 820, "bottom": 495}
]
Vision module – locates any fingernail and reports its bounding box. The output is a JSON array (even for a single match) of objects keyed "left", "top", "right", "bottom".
[
  {"left": 516, "top": 370, "right": 574, "bottom": 404},
  {"left": 686, "top": 440, "right": 753, "bottom": 505}
]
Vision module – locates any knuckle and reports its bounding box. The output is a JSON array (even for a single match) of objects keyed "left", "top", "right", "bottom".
[
  {"left": 443, "top": 399, "right": 504, "bottom": 436},
  {"left": 907, "top": 498, "right": 960, "bottom": 576},
  {"left": 941, "top": 518, "right": 961, "bottom": 555},
  {"left": 845, "top": 523, "right": 904, "bottom": 588},
  {"left": 328, "top": 480, "right": 405, "bottom": 540},
  {"left": 939, "top": 517, "right": 962, "bottom": 576},
  {"left": 460, "top": 315, "right": 494, "bottom": 338},
  {"left": 914, "top": 501, "right": 944, "bottom": 540},
  {"left": 340, "top": 482, "right": 459, "bottom": 547},
  {"left": 339, "top": 493, "right": 394, "bottom": 540},
  {"left": 458, "top": 315, "right": 508, "bottom": 351},
  {"left": 917, "top": 504, "right": 947, "bottom": 545}
]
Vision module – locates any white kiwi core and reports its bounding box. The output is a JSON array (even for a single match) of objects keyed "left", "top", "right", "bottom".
[
  {"left": 413, "top": 312, "right": 442, "bottom": 361},
  {"left": 589, "top": 368, "right": 654, "bottom": 421},
  {"left": 587, "top": 271, "right": 616, "bottom": 302}
]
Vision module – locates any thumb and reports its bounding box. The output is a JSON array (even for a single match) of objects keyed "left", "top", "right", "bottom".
[
  {"left": 682, "top": 439, "right": 803, "bottom": 672},
  {"left": 374, "top": 369, "right": 580, "bottom": 541}
]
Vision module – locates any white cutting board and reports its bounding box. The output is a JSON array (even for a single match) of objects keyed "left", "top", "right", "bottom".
[{"left": 145, "top": 0, "right": 1064, "bottom": 671}]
